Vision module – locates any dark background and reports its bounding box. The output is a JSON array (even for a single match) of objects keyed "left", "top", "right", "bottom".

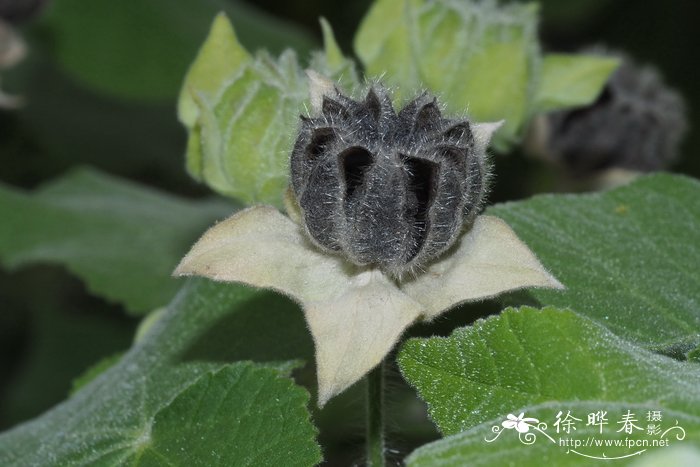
[{"left": 0, "top": 0, "right": 697, "bottom": 463}]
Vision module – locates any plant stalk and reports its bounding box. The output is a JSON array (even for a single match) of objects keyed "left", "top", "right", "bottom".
[{"left": 366, "top": 360, "right": 386, "bottom": 467}]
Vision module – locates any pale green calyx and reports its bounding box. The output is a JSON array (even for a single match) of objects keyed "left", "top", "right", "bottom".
[
  {"left": 177, "top": 14, "right": 359, "bottom": 209},
  {"left": 354, "top": 0, "right": 619, "bottom": 151},
  {"left": 174, "top": 207, "right": 563, "bottom": 406}
]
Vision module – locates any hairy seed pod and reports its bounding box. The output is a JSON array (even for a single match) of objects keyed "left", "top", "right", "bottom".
[
  {"left": 543, "top": 52, "right": 687, "bottom": 175},
  {"left": 290, "top": 79, "right": 493, "bottom": 276}
]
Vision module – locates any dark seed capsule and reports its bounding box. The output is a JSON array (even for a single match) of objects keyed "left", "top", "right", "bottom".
[
  {"left": 290, "top": 84, "right": 491, "bottom": 276},
  {"left": 543, "top": 52, "right": 687, "bottom": 175}
]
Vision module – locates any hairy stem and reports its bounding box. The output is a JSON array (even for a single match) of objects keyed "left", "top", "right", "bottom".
[{"left": 366, "top": 361, "right": 385, "bottom": 467}]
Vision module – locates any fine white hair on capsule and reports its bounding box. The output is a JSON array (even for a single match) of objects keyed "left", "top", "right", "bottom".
[{"left": 290, "top": 75, "right": 497, "bottom": 277}]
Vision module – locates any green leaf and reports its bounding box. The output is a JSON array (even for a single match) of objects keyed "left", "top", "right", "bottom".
[
  {"left": 534, "top": 53, "right": 619, "bottom": 113},
  {"left": 1, "top": 54, "right": 194, "bottom": 192},
  {"left": 1, "top": 303, "right": 133, "bottom": 428},
  {"left": 139, "top": 363, "right": 321, "bottom": 465},
  {"left": 354, "top": 0, "right": 540, "bottom": 149},
  {"left": 631, "top": 446, "right": 700, "bottom": 467},
  {"left": 400, "top": 307, "right": 700, "bottom": 464},
  {"left": 134, "top": 307, "right": 168, "bottom": 343},
  {"left": 39, "top": 0, "right": 315, "bottom": 101},
  {"left": 489, "top": 174, "right": 700, "bottom": 350},
  {"left": 0, "top": 168, "right": 232, "bottom": 314},
  {"left": 0, "top": 279, "right": 317, "bottom": 465},
  {"left": 69, "top": 353, "right": 124, "bottom": 396},
  {"left": 689, "top": 347, "right": 700, "bottom": 363}
]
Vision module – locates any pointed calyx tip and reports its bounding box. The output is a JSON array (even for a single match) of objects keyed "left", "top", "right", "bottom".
[
  {"left": 305, "top": 69, "right": 336, "bottom": 115},
  {"left": 174, "top": 207, "right": 565, "bottom": 407}
]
